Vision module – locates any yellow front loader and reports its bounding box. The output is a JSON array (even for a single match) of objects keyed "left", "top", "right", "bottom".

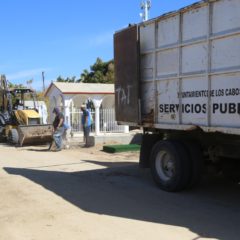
[{"left": 0, "top": 75, "right": 53, "bottom": 146}]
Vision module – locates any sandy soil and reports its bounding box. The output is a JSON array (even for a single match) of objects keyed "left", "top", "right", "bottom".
[{"left": 0, "top": 143, "right": 240, "bottom": 240}]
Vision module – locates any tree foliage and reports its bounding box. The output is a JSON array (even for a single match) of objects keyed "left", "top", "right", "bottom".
[
  {"left": 8, "top": 82, "right": 26, "bottom": 89},
  {"left": 56, "top": 76, "right": 77, "bottom": 83},
  {"left": 56, "top": 57, "right": 114, "bottom": 84},
  {"left": 81, "top": 58, "right": 114, "bottom": 83}
]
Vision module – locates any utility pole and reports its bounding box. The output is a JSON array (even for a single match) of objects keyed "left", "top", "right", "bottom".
[
  {"left": 42, "top": 71, "right": 45, "bottom": 92},
  {"left": 140, "top": 0, "right": 151, "bottom": 22}
]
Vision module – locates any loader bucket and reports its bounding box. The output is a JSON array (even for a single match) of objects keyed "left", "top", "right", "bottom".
[{"left": 17, "top": 124, "right": 53, "bottom": 146}]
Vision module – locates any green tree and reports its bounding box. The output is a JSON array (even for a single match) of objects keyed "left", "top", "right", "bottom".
[
  {"left": 8, "top": 82, "right": 26, "bottom": 88},
  {"left": 55, "top": 57, "right": 114, "bottom": 84},
  {"left": 81, "top": 58, "right": 114, "bottom": 83},
  {"left": 105, "top": 61, "right": 114, "bottom": 83},
  {"left": 56, "top": 76, "right": 65, "bottom": 82},
  {"left": 56, "top": 76, "right": 79, "bottom": 83},
  {"left": 78, "top": 69, "right": 90, "bottom": 82}
]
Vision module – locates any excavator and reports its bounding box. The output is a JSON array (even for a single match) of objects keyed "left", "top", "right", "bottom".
[{"left": 0, "top": 74, "right": 53, "bottom": 146}]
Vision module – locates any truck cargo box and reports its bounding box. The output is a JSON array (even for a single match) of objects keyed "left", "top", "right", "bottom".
[{"left": 114, "top": 0, "right": 240, "bottom": 136}]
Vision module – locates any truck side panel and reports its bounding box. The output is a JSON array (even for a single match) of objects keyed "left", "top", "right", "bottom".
[
  {"left": 115, "top": 0, "right": 240, "bottom": 134},
  {"left": 140, "top": 0, "right": 240, "bottom": 131}
]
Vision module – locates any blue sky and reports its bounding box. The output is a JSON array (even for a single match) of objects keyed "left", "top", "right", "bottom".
[{"left": 0, "top": 0, "right": 197, "bottom": 91}]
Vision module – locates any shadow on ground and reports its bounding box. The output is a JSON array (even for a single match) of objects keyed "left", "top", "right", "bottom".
[
  {"left": 4, "top": 162, "right": 240, "bottom": 240},
  {"left": 26, "top": 148, "right": 50, "bottom": 152}
]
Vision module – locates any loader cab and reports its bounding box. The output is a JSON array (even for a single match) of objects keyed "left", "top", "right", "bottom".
[
  {"left": 9, "top": 88, "right": 42, "bottom": 126},
  {"left": 13, "top": 99, "right": 23, "bottom": 110},
  {"left": 11, "top": 88, "right": 38, "bottom": 111}
]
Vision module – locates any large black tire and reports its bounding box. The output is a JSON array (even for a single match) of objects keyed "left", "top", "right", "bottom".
[
  {"left": 7, "top": 128, "right": 19, "bottom": 145},
  {"left": 182, "top": 141, "right": 204, "bottom": 188},
  {"left": 150, "top": 140, "right": 191, "bottom": 192}
]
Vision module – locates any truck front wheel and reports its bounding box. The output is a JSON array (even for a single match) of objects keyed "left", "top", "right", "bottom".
[{"left": 150, "top": 140, "right": 191, "bottom": 192}]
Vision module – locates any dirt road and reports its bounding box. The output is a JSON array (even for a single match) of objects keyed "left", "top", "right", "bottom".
[{"left": 0, "top": 143, "right": 240, "bottom": 240}]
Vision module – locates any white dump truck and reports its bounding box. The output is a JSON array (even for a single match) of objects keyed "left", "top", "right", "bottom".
[{"left": 114, "top": 0, "right": 240, "bottom": 191}]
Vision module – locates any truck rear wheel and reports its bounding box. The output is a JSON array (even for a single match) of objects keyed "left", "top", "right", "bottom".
[
  {"left": 150, "top": 140, "right": 191, "bottom": 192},
  {"left": 8, "top": 129, "right": 19, "bottom": 145}
]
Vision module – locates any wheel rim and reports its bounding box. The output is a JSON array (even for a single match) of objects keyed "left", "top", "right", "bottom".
[{"left": 155, "top": 150, "right": 175, "bottom": 181}]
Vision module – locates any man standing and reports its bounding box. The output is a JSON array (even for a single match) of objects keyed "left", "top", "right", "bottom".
[
  {"left": 81, "top": 104, "right": 91, "bottom": 147},
  {"left": 51, "top": 107, "right": 65, "bottom": 151}
]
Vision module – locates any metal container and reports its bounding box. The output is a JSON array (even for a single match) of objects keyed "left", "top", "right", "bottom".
[{"left": 114, "top": 0, "right": 240, "bottom": 135}]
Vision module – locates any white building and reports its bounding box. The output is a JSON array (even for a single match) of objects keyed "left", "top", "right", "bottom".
[{"left": 45, "top": 82, "right": 129, "bottom": 135}]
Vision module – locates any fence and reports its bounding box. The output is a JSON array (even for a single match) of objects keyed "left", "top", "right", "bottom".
[{"left": 70, "top": 108, "right": 125, "bottom": 134}]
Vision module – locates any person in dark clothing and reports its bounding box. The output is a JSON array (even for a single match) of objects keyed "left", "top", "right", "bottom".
[{"left": 50, "top": 107, "right": 65, "bottom": 151}]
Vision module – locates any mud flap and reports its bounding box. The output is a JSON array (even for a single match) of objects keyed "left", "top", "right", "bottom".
[{"left": 140, "top": 134, "right": 163, "bottom": 168}]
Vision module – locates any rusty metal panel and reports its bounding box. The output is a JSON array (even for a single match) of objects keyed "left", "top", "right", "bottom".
[{"left": 114, "top": 25, "right": 140, "bottom": 123}]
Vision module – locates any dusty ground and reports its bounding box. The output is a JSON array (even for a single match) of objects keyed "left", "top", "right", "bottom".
[{"left": 0, "top": 143, "right": 240, "bottom": 240}]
